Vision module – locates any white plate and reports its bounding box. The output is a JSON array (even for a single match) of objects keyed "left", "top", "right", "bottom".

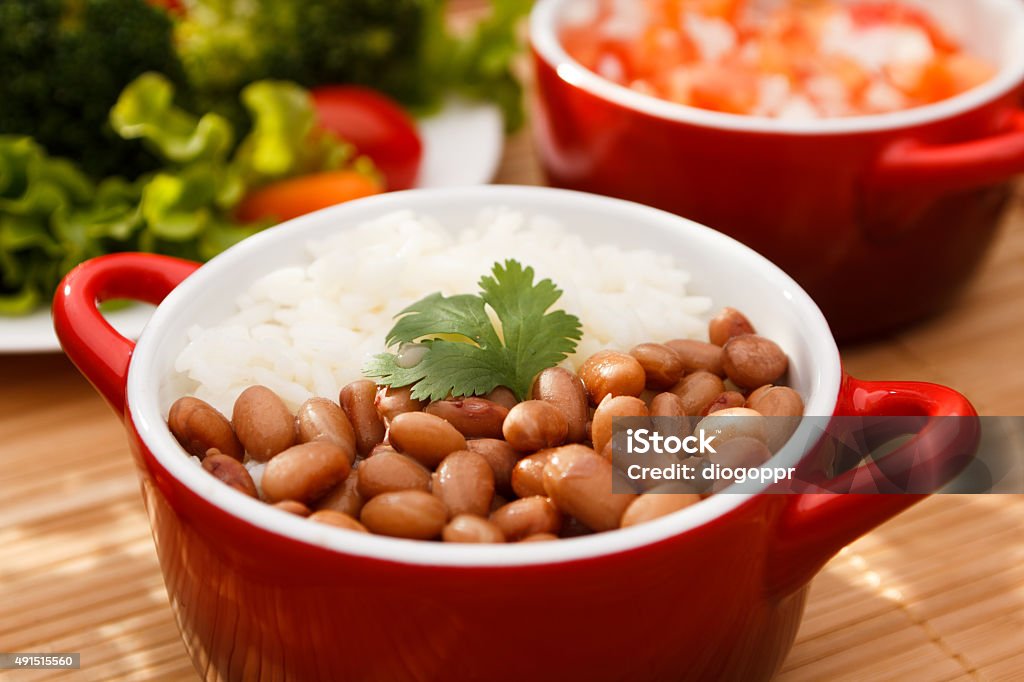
[{"left": 0, "top": 99, "right": 504, "bottom": 354}]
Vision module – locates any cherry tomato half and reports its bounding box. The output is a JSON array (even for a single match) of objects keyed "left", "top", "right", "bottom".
[{"left": 311, "top": 86, "right": 424, "bottom": 191}]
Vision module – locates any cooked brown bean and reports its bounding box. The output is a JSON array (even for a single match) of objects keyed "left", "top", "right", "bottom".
[
  {"left": 489, "top": 496, "right": 562, "bottom": 541},
  {"left": 707, "top": 437, "right": 773, "bottom": 492},
  {"left": 356, "top": 450, "right": 431, "bottom": 499},
  {"left": 578, "top": 350, "right": 646, "bottom": 404},
  {"left": 591, "top": 395, "right": 648, "bottom": 456},
  {"left": 388, "top": 411, "right": 468, "bottom": 468},
  {"left": 532, "top": 367, "right": 589, "bottom": 442},
  {"left": 360, "top": 490, "right": 447, "bottom": 539},
  {"left": 746, "top": 385, "right": 804, "bottom": 417},
  {"left": 629, "top": 343, "right": 684, "bottom": 390},
  {"left": 368, "top": 443, "right": 398, "bottom": 458},
  {"left": 695, "top": 407, "right": 767, "bottom": 446},
  {"left": 315, "top": 469, "right": 364, "bottom": 517},
  {"left": 308, "top": 510, "right": 368, "bottom": 532},
  {"left": 442, "top": 514, "right": 506, "bottom": 543},
  {"left": 273, "top": 500, "right": 312, "bottom": 516},
  {"left": 502, "top": 400, "right": 568, "bottom": 452},
  {"left": 520, "top": 533, "right": 559, "bottom": 542},
  {"left": 261, "top": 442, "right": 351, "bottom": 504},
  {"left": 665, "top": 339, "right": 725, "bottom": 376},
  {"left": 375, "top": 386, "right": 426, "bottom": 423},
  {"left": 434, "top": 450, "right": 495, "bottom": 518},
  {"left": 542, "top": 445, "right": 636, "bottom": 532},
  {"left": 231, "top": 386, "right": 295, "bottom": 461},
  {"left": 425, "top": 398, "right": 508, "bottom": 438},
  {"left": 169, "top": 397, "right": 243, "bottom": 460},
  {"left": 708, "top": 307, "right": 756, "bottom": 346},
  {"left": 670, "top": 371, "right": 726, "bottom": 417},
  {"left": 340, "top": 380, "right": 386, "bottom": 457},
  {"left": 490, "top": 494, "right": 509, "bottom": 513},
  {"left": 484, "top": 386, "right": 519, "bottom": 410},
  {"left": 295, "top": 397, "right": 356, "bottom": 465},
  {"left": 702, "top": 391, "right": 747, "bottom": 416},
  {"left": 466, "top": 438, "right": 518, "bottom": 498},
  {"left": 721, "top": 335, "right": 789, "bottom": 389},
  {"left": 650, "top": 392, "right": 687, "bottom": 417},
  {"left": 202, "top": 453, "right": 257, "bottom": 497},
  {"left": 620, "top": 494, "right": 700, "bottom": 527},
  {"left": 511, "top": 450, "right": 556, "bottom": 499}
]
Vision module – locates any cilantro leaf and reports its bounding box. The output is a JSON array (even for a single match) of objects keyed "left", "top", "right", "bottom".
[{"left": 363, "top": 259, "right": 582, "bottom": 402}]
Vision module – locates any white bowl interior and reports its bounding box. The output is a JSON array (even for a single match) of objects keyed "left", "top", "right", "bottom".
[
  {"left": 128, "top": 187, "right": 841, "bottom": 566},
  {"left": 532, "top": 0, "right": 1024, "bottom": 134}
]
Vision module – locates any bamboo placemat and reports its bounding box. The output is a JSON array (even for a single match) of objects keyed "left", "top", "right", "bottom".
[{"left": 2, "top": 93, "right": 1024, "bottom": 682}]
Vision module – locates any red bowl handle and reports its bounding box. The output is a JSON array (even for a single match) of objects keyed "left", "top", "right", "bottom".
[
  {"left": 765, "top": 375, "right": 979, "bottom": 597},
  {"left": 870, "top": 108, "right": 1024, "bottom": 193},
  {"left": 53, "top": 253, "right": 200, "bottom": 416}
]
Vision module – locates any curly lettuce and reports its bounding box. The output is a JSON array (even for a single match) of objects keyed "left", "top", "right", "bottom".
[{"left": 0, "top": 73, "right": 370, "bottom": 315}]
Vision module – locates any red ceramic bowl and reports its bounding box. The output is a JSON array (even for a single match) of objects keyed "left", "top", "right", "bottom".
[
  {"left": 530, "top": 0, "right": 1024, "bottom": 341},
  {"left": 54, "top": 187, "right": 977, "bottom": 681}
]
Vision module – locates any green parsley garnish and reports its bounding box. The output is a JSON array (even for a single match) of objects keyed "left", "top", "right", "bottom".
[{"left": 363, "top": 260, "right": 582, "bottom": 402}]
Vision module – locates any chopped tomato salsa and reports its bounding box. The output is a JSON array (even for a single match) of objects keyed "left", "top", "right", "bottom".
[{"left": 561, "top": 1, "right": 994, "bottom": 118}]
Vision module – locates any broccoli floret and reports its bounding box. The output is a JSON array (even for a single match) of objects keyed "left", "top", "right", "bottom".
[
  {"left": 175, "top": 0, "right": 527, "bottom": 129},
  {"left": 0, "top": 0, "right": 191, "bottom": 179}
]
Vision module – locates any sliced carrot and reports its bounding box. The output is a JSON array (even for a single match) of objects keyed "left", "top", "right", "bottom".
[{"left": 236, "top": 171, "right": 383, "bottom": 224}]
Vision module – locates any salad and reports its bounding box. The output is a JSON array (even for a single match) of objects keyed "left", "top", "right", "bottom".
[{"left": 0, "top": 0, "right": 527, "bottom": 316}]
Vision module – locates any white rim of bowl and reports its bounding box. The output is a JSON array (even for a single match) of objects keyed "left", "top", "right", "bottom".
[
  {"left": 531, "top": 0, "right": 1024, "bottom": 135},
  {"left": 127, "top": 186, "right": 841, "bottom": 567}
]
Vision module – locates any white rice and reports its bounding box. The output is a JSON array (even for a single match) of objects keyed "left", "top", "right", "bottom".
[{"left": 174, "top": 208, "right": 711, "bottom": 415}]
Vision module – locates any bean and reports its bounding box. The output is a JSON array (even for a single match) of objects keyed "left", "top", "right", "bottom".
[
  {"left": 746, "top": 385, "right": 804, "bottom": 417},
  {"left": 368, "top": 444, "right": 398, "bottom": 458},
  {"left": 273, "top": 500, "right": 312, "bottom": 516},
  {"left": 375, "top": 386, "right": 426, "bottom": 423},
  {"left": 502, "top": 400, "right": 568, "bottom": 452},
  {"left": 721, "top": 335, "right": 789, "bottom": 389},
  {"left": 201, "top": 453, "right": 257, "bottom": 497},
  {"left": 578, "top": 350, "right": 646, "bottom": 404},
  {"left": 695, "top": 407, "right": 767, "bottom": 446},
  {"left": 484, "top": 386, "right": 519, "bottom": 410},
  {"left": 168, "top": 397, "right": 243, "bottom": 460},
  {"left": 706, "top": 437, "right": 772, "bottom": 492},
  {"left": 708, "top": 307, "right": 756, "bottom": 347},
  {"left": 490, "top": 496, "right": 561, "bottom": 540},
  {"left": 389, "top": 412, "right": 468, "bottom": 468},
  {"left": 670, "top": 371, "right": 725, "bottom": 417},
  {"left": 629, "top": 343, "right": 684, "bottom": 390},
  {"left": 308, "top": 510, "right": 368, "bottom": 532},
  {"left": 620, "top": 493, "right": 700, "bottom": 527},
  {"left": 360, "top": 490, "right": 447, "bottom": 539},
  {"left": 232, "top": 386, "right": 295, "bottom": 461},
  {"left": 434, "top": 450, "right": 495, "bottom": 518},
  {"left": 490, "top": 494, "right": 509, "bottom": 514},
  {"left": 442, "top": 514, "right": 506, "bottom": 543},
  {"left": 591, "top": 395, "right": 648, "bottom": 456},
  {"left": 532, "top": 367, "right": 589, "bottom": 442},
  {"left": 702, "top": 391, "right": 746, "bottom": 416},
  {"left": 356, "top": 450, "right": 431, "bottom": 499},
  {"left": 650, "top": 392, "right": 687, "bottom": 417},
  {"left": 261, "top": 441, "right": 351, "bottom": 504},
  {"left": 511, "top": 450, "right": 556, "bottom": 499},
  {"left": 520, "top": 533, "right": 558, "bottom": 542},
  {"left": 340, "top": 380, "right": 386, "bottom": 457},
  {"left": 315, "top": 469, "right": 364, "bottom": 517},
  {"left": 466, "top": 438, "right": 518, "bottom": 498},
  {"left": 665, "top": 339, "right": 725, "bottom": 376},
  {"left": 425, "top": 398, "right": 508, "bottom": 438},
  {"left": 542, "top": 445, "right": 636, "bottom": 532},
  {"left": 295, "top": 397, "right": 356, "bottom": 465}
]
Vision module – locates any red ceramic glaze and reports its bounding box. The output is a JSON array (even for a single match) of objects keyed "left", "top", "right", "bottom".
[
  {"left": 54, "top": 251, "right": 978, "bottom": 682},
  {"left": 530, "top": 0, "right": 1024, "bottom": 341}
]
